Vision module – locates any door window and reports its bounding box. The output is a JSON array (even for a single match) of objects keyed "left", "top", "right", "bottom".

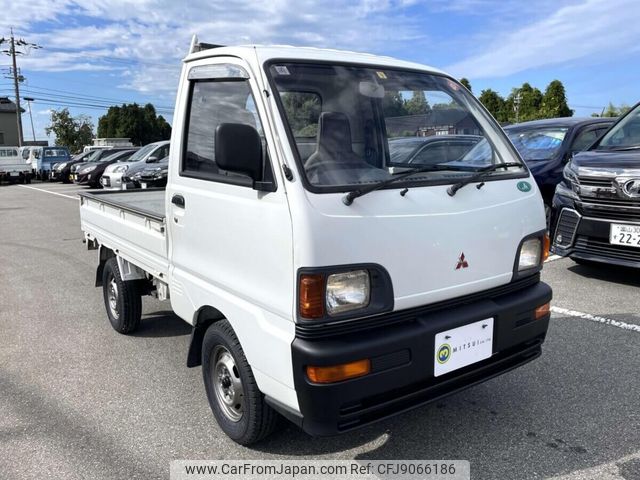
[{"left": 182, "top": 79, "right": 266, "bottom": 186}]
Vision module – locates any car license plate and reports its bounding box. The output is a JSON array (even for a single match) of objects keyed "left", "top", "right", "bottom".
[
  {"left": 610, "top": 223, "right": 640, "bottom": 248},
  {"left": 434, "top": 318, "right": 494, "bottom": 377},
  {"left": 141, "top": 183, "right": 147, "bottom": 189}
]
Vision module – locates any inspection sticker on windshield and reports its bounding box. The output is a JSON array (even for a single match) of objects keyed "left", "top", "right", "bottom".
[
  {"left": 434, "top": 318, "right": 493, "bottom": 377},
  {"left": 273, "top": 65, "right": 290, "bottom": 75}
]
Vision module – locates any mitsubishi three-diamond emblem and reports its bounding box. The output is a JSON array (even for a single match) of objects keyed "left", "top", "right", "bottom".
[{"left": 455, "top": 252, "right": 469, "bottom": 270}]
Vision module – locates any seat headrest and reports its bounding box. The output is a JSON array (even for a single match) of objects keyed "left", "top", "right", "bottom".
[{"left": 316, "top": 112, "right": 353, "bottom": 154}]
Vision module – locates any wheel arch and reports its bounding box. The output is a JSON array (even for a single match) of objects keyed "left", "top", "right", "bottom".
[
  {"left": 186, "top": 305, "right": 226, "bottom": 368},
  {"left": 95, "top": 245, "right": 116, "bottom": 287}
]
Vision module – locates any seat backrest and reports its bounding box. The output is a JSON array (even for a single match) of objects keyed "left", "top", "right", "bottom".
[{"left": 315, "top": 112, "right": 354, "bottom": 156}]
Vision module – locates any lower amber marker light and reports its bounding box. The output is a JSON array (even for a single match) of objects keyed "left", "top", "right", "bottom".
[
  {"left": 306, "top": 359, "right": 371, "bottom": 384},
  {"left": 535, "top": 302, "right": 551, "bottom": 320}
]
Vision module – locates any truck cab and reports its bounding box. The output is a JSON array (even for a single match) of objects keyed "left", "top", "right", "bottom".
[{"left": 79, "top": 39, "right": 552, "bottom": 445}]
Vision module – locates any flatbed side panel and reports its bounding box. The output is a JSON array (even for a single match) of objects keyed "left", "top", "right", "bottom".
[{"left": 80, "top": 193, "right": 169, "bottom": 279}]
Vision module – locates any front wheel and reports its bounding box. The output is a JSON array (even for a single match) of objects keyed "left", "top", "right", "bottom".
[
  {"left": 101, "top": 258, "right": 142, "bottom": 334},
  {"left": 202, "top": 320, "right": 280, "bottom": 445}
]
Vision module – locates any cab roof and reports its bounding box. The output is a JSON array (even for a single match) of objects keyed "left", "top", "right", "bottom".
[{"left": 184, "top": 43, "right": 446, "bottom": 76}]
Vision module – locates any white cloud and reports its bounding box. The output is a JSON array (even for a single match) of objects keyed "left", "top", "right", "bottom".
[{"left": 446, "top": 0, "right": 640, "bottom": 78}]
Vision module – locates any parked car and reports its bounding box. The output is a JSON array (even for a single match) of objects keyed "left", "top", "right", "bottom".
[
  {"left": 505, "top": 117, "right": 615, "bottom": 224},
  {"left": 137, "top": 156, "right": 169, "bottom": 188},
  {"left": 78, "top": 40, "right": 551, "bottom": 445},
  {"left": 0, "top": 146, "right": 31, "bottom": 184},
  {"left": 119, "top": 154, "right": 168, "bottom": 189},
  {"left": 388, "top": 135, "right": 482, "bottom": 166},
  {"left": 552, "top": 102, "right": 640, "bottom": 267},
  {"left": 27, "top": 146, "right": 71, "bottom": 181},
  {"left": 50, "top": 150, "right": 95, "bottom": 182},
  {"left": 101, "top": 140, "right": 170, "bottom": 190},
  {"left": 73, "top": 150, "right": 137, "bottom": 188}
]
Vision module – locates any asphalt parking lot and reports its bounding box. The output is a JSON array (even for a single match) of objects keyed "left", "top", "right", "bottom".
[{"left": 1, "top": 182, "right": 639, "bottom": 480}]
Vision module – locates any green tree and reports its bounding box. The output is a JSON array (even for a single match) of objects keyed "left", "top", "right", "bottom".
[
  {"left": 404, "top": 90, "right": 431, "bottom": 115},
  {"left": 382, "top": 91, "right": 407, "bottom": 117},
  {"left": 541, "top": 80, "right": 573, "bottom": 118},
  {"left": 460, "top": 78, "right": 472, "bottom": 92},
  {"left": 97, "top": 103, "right": 171, "bottom": 145},
  {"left": 281, "top": 92, "right": 322, "bottom": 137},
  {"left": 505, "top": 82, "right": 542, "bottom": 122},
  {"left": 479, "top": 89, "right": 505, "bottom": 121},
  {"left": 597, "top": 102, "right": 631, "bottom": 118},
  {"left": 45, "top": 108, "right": 94, "bottom": 153}
]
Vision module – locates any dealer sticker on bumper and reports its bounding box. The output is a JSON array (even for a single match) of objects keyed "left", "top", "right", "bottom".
[{"left": 434, "top": 318, "right": 494, "bottom": 377}]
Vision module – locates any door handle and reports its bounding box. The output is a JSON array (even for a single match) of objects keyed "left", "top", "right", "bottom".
[{"left": 171, "top": 194, "right": 185, "bottom": 208}]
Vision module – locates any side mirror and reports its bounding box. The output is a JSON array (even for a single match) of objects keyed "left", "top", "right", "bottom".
[
  {"left": 216, "top": 123, "right": 274, "bottom": 192},
  {"left": 146, "top": 156, "right": 158, "bottom": 163}
]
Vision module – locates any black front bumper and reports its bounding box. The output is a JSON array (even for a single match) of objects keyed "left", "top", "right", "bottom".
[
  {"left": 285, "top": 279, "right": 551, "bottom": 436},
  {"left": 552, "top": 193, "right": 640, "bottom": 268}
]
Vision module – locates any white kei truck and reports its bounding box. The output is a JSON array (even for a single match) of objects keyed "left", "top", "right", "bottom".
[{"left": 79, "top": 37, "right": 553, "bottom": 445}]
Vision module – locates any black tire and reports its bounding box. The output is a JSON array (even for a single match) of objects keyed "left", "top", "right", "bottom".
[
  {"left": 202, "top": 320, "right": 280, "bottom": 445},
  {"left": 101, "top": 257, "right": 142, "bottom": 334}
]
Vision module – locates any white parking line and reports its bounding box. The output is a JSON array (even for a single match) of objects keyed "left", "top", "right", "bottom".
[
  {"left": 551, "top": 306, "right": 640, "bottom": 333},
  {"left": 17, "top": 184, "right": 79, "bottom": 200},
  {"left": 545, "top": 254, "right": 562, "bottom": 263}
]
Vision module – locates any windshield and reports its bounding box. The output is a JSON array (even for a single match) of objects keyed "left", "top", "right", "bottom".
[
  {"left": 597, "top": 105, "right": 640, "bottom": 150},
  {"left": 126, "top": 143, "right": 157, "bottom": 162},
  {"left": 268, "top": 62, "right": 522, "bottom": 190},
  {"left": 506, "top": 127, "right": 568, "bottom": 160}
]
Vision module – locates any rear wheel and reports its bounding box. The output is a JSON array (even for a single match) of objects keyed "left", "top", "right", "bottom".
[
  {"left": 101, "top": 258, "right": 142, "bottom": 334},
  {"left": 202, "top": 320, "right": 280, "bottom": 445}
]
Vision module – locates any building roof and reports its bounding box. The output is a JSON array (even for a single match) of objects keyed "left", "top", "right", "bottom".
[{"left": 0, "top": 97, "right": 24, "bottom": 114}]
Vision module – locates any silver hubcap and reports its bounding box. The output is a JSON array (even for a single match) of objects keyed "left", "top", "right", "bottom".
[
  {"left": 212, "top": 346, "right": 244, "bottom": 422},
  {"left": 107, "top": 276, "right": 119, "bottom": 319}
]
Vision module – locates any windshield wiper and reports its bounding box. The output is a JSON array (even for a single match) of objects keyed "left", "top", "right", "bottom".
[
  {"left": 447, "top": 162, "right": 523, "bottom": 197},
  {"left": 342, "top": 164, "right": 473, "bottom": 206}
]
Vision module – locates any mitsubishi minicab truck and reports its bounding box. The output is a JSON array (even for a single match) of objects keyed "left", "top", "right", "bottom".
[{"left": 79, "top": 37, "right": 552, "bottom": 445}]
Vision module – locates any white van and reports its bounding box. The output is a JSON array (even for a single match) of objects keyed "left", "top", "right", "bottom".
[{"left": 79, "top": 39, "right": 552, "bottom": 445}]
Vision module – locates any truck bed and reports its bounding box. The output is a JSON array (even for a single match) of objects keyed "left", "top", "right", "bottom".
[{"left": 79, "top": 189, "right": 169, "bottom": 279}]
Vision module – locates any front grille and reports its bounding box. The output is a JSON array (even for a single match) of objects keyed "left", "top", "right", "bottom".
[
  {"left": 574, "top": 236, "right": 640, "bottom": 263},
  {"left": 295, "top": 274, "right": 540, "bottom": 340},
  {"left": 579, "top": 198, "right": 640, "bottom": 222},
  {"left": 554, "top": 209, "right": 580, "bottom": 247},
  {"left": 577, "top": 176, "right": 614, "bottom": 188}
]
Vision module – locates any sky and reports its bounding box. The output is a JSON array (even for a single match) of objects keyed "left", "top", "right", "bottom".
[{"left": 1, "top": 0, "right": 639, "bottom": 143}]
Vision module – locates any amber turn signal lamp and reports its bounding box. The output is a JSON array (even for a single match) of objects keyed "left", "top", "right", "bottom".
[
  {"left": 542, "top": 233, "right": 550, "bottom": 262},
  {"left": 307, "top": 359, "right": 371, "bottom": 384},
  {"left": 299, "top": 274, "right": 325, "bottom": 319},
  {"left": 535, "top": 302, "right": 551, "bottom": 320}
]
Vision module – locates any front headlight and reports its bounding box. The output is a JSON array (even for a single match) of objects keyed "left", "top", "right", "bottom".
[
  {"left": 326, "top": 270, "right": 370, "bottom": 315},
  {"left": 562, "top": 162, "right": 578, "bottom": 185},
  {"left": 298, "top": 265, "right": 393, "bottom": 320},
  {"left": 80, "top": 165, "right": 97, "bottom": 174},
  {"left": 113, "top": 164, "right": 129, "bottom": 173},
  {"left": 517, "top": 235, "right": 549, "bottom": 272}
]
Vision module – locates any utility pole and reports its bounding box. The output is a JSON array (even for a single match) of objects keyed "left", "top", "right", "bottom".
[
  {"left": 0, "top": 29, "right": 41, "bottom": 147},
  {"left": 514, "top": 92, "right": 522, "bottom": 123},
  {"left": 24, "top": 96, "right": 36, "bottom": 141}
]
